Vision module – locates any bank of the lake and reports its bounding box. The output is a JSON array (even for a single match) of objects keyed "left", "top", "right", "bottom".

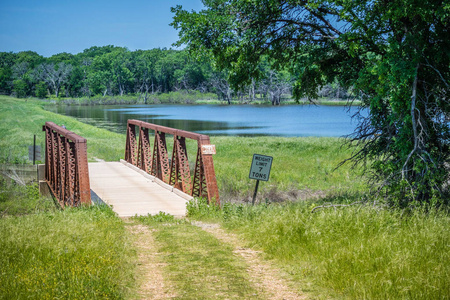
[{"left": 43, "top": 91, "right": 358, "bottom": 107}]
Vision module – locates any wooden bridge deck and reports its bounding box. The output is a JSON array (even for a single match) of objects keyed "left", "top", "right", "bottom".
[{"left": 88, "top": 161, "right": 192, "bottom": 217}]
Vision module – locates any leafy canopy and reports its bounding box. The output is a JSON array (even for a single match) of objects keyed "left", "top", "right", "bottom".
[{"left": 172, "top": 0, "right": 450, "bottom": 206}]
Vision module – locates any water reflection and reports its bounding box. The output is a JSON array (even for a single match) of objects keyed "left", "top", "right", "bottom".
[{"left": 45, "top": 104, "right": 364, "bottom": 137}]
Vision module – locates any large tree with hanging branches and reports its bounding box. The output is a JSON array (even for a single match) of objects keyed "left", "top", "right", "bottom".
[{"left": 172, "top": 0, "right": 450, "bottom": 206}]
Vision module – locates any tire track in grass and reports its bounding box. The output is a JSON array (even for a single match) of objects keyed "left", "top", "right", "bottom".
[
  {"left": 192, "top": 221, "right": 307, "bottom": 300},
  {"left": 137, "top": 217, "right": 263, "bottom": 299},
  {"left": 125, "top": 220, "right": 177, "bottom": 299}
]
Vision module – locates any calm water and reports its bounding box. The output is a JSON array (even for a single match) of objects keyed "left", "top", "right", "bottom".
[{"left": 46, "top": 104, "right": 364, "bottom": 137}]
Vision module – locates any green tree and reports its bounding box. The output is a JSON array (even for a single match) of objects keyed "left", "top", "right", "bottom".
[
  {"left": 172, "top": 0, "right": 450, "bottom": 206},
  {"left": 0, "top": 67, "right": 12, "bottom": 95},
  {"left": 35, "top": 81, "right": 48, "bottom": 98},
  {"left": 34, "top": 62, "right": 73, "bottom": 97},
  {"left": 0, "top": 52, "right": 17, "bottom": 94},
  {"left": 133, "top": 49, "right": 163, "bottom": 102},
  {"left": 106, "top": 48, "right": 134, "bottom": 96},
  {"left": 12, "top": 79, "right": 28, "bottom": 98}
]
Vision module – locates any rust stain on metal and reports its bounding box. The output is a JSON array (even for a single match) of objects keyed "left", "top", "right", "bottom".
[
  {"left": 124, "top": 120, "right": 220, "bottom": 205},
  {"left": 42, "top": 122, "right": 91, "bottom": 207}
]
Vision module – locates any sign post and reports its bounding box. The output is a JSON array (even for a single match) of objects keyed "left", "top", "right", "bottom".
[
  {"left": 28, "top": 135, "right": 41, "bottom": 165},
  {"left": 249, "top": 154, "right": 273, "bottom": 205}
]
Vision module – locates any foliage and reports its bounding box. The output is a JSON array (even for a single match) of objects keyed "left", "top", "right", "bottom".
[
  {"left": 134, "top": 211, "right": 185, "bottom": 224},
  {"left": 0, "top": 47, "right": 349, "bottom": 104},
  {"left": 186, "top": 197, "right": 222, "bottom": 220},
  {"left": 34, "top": 62, "right": 73, "bottom": 97},
  {"left": 35, "top": 81, "right": 48, "bottom": 98},
  {"left": 12, "top": 79, "right": 27, "bottom": 98},
  {"left": 171, "top": 0, "right": 450, "bottom": 206},
  {"left": 187, "top": 198, "right": 450, "bottom": 299}
]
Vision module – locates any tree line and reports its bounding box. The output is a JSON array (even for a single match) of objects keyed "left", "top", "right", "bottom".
[{"left": 0, "top": 46, "right": 350, "bottom": 104}]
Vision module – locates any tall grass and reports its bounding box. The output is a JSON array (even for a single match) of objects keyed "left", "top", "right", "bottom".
[
  {"left": 187, "top": 199, "right": 450, "bottom": 299},
  {"left": 0, "top": 178, "right": 56, "bottom": 215},
  {"left": 211, "top": 136, "right": 366, "bottom": 201},
  {"left": 0, "top": 205, "right": 136, "bottom": 299}
]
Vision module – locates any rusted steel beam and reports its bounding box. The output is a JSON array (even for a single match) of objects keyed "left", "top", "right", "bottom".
[
  {"left": 154, "top": 131, "right": 170, "bottom": 183},
  {"left": 125, "top": 120, "right": 220, "bottom": 204},
  {"left": 170, "top": 136, "right": 192, "bottom": 194},
  {"left": 128, "top": 119, "right": 206, "bottom": 141},
  {"left": 125, "top": 122, "right": 137, "bottom": 165},
  {"left": 137, "top": 127, "right": 151, "bottom": 172},
  {"left": 42, "top": 122, "right": 91, "bottom": 207},
  {"left": 198, "top": 137, "right": 220, "bottom": 205}
]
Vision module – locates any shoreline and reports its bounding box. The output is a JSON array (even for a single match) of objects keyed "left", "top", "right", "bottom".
[{"left": 21, "top": 95, "right": 360, "bottom": 107}]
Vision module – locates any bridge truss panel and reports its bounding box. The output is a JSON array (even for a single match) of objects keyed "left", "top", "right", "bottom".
[
  {"left": 43, "top": 122, "right": 91, "bottom": 207},
  {"left": 125, "top": 120, "right": 220, "bottom": 205}
]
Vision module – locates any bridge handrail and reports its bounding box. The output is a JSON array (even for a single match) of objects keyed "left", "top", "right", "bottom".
[
  {"left": 42, "top": 122, "right": 91, "bottom": 207},
  {"left": 125, "top": 119, "right": 220, "bottom": 204}
]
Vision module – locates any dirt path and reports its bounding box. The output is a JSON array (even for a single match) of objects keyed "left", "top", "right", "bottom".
[
  {"left": 125, "top": 220, "right": 177, "bottom": 299},
  {"left": 192, "top": 221, "right": 307, "bottom": 300}
]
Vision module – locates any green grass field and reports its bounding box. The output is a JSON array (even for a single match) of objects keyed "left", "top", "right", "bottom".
[
  {"left": 1, "top": 96, "right": 449, "bottom": 299},
  {"left": 211, "top": 135, "right": 366, "bottom": 202},
  {"left": 0, "top": 96, "right": 135, "bottom": 299}
]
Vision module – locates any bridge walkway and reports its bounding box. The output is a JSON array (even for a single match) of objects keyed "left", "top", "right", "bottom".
[{"left": 88, "top": 160, "right": 191, "bottom": 217}]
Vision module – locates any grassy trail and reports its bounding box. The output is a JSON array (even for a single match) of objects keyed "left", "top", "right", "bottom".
[
  {"left": 124, "top": 220, "right": 177, "bottom": 299},
  {"left": 132, "top": 214, "right": 307, "bottom": 300},
  {"left": 192, "top": 220, "right": 306, "bottom": 300}
]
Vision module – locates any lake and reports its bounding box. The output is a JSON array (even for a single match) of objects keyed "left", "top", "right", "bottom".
[{"left": 46, "top": 104, "right": 365, "bottom": 137}]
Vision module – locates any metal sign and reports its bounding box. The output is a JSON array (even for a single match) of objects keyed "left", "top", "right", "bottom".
[
  {"left": 201, "top": 144, "right": 216, "bottom": 155},
  {"left": 249, "top": 154, "right": 273, "bottom": 182}
]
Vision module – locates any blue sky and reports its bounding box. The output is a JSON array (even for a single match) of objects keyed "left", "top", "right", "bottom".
[{"left": 0, "top": 0, "right": 204, "bottom": 57}]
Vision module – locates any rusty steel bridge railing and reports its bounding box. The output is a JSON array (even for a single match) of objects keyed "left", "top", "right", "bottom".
[
  {"left": 125, "top": 120, "right": 220, "bottom": 204},
  {"left": 43, "top": 122, "right": 91, "bottom": 207}
]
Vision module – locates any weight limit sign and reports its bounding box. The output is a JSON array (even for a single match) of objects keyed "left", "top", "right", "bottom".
[
  {"left": 249, "top": 154, "right": 273, "bottom": 205},
  {"left": 249, "top": 154, "right": 273, "bottom": 181}
]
